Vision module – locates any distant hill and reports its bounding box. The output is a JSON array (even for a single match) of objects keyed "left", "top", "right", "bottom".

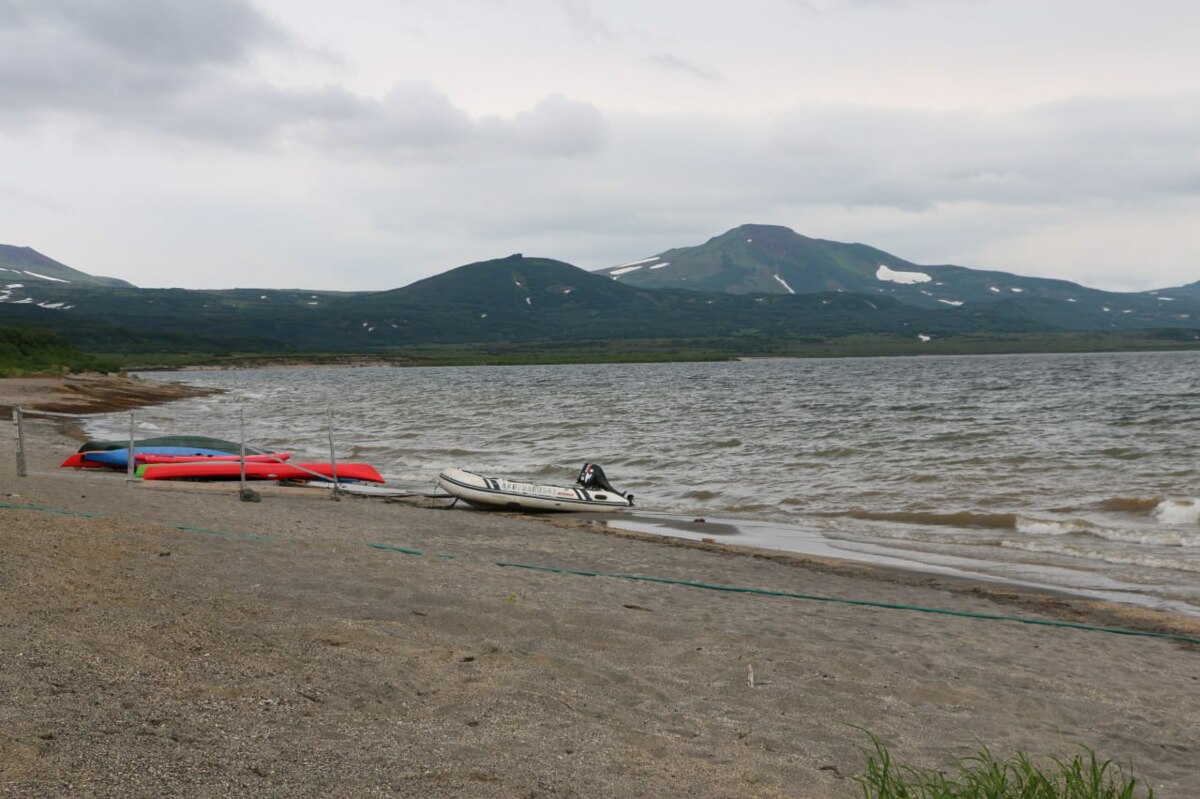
[
  {"left": 1149, "top": 280, "right": 1200, "bottom": 299},
  {"left": 594, "top": 224, "right": 1200, "bottom": 330},
  {"left": 2, "top": 235, "right": 1198, "bottom": 356},
  {"left": 0, "top": 254, "right": 1048, "bottom": 353},
  {"left": 0, "top": 245, "right": 134, "bottom": 288}
]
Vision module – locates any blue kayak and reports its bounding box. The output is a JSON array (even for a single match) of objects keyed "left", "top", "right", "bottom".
[{"left": 82, "top": 446, "right": 237, "bottom": 467}]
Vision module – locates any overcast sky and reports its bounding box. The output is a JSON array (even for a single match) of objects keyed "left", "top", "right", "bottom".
[{"left": 1, "top": 0, "right": 1197, "bottom": 292}]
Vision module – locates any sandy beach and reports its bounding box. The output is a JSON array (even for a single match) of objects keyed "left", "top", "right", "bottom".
[{"left": 2, "top": 375, "right": 1198, "bottom": 798}]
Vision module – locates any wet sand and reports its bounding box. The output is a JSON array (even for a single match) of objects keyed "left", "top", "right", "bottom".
[{"left": 2, "top": 375, "right": 1198, "bottom": 797}]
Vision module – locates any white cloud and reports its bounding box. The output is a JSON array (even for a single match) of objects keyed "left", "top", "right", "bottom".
[{"left": 1, "top": 0, "right": 1198, "bottom": 293}]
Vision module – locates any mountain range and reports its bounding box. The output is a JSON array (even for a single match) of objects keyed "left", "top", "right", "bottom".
[
  {"left": 595, "top": 224, "right": 1200, "bottom": 330},
  {"left": 2, "top": 225, "right": 1198, "bottom": 356}
]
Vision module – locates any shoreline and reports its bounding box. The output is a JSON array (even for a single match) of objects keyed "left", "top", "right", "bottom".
[
  {"left": 0, "top": 372, "right": 220, "bottom": 417},
  {"left": 3, "top": 374, "right": 1199, "bottom": 796},
  {"left": 7, "top": 372, "right": 1198, "bottom": 639}
]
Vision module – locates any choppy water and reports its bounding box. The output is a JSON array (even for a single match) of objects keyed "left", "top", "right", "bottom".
[{"left": 87, "top": 352, "right": 1200, "bottom": 615}]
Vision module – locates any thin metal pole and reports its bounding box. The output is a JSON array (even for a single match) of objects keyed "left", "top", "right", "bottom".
[
  {"left": 14, "top": 407, "right": 27, "bottom": 478},
  {"left": 126, "top": 411, "right": 135, "bottom": 482},
  {"left": 239, "top": 407, "right": 247, "bottom": 490},
  {"left": 327, "top": 407, "right": 340, "bottom": 491}
]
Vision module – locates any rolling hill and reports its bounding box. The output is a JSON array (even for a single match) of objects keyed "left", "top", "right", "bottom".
[
  {"left": 594, "top": 224, "right": 1200, "bottom": 330},
  {"left": 0, "top": 253, "right": 1048, "bottom": 353},
  {"left": 2, "top": 234, "right": 1198, "bottom": 358}
]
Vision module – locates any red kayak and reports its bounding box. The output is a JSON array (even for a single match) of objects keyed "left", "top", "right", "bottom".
[{"left": 138, "top": 461, "right": 385, "bottom": 484}]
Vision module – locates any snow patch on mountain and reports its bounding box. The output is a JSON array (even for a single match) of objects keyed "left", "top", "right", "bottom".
[{"left": 876, "top": 264, "right": 931, "bottom": 285}]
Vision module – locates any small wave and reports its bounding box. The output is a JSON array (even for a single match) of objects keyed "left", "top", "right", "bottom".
[
  {"left": 722, "top": 503, "right": 780, "bottom": 515},
  {"left": 1014, "top": 517, "right": 1093, "bottom": 536},
  {"left": 710, "top": 438, "right": 743, "bottom": 449},
  {"left": 428, "top": 448, "right": 484, "bottom": 458},
  {"left": 1153, "top": 498, "right": 1200, "bottom": 526},
  {"left": 1098, "top": 496, "right": 1164, "bottom": 515},
  {"left": 1001, "top": 540, "right": 1200, "bottom": 573},
  {"left": 809, "top": 447, "right": 865, "bottom": 459},
  {"left": 1095, "top": 528, "right": 1200, "bottom": 547},
  {"left": 683, "top": 489, "right": 721, "bottom": 500},
  {"left": 847, "top": 510, "right": 1019, "bottom": 529},
  {"left": 1099, "top": 447, "right": 1148, "bottom": 461}
]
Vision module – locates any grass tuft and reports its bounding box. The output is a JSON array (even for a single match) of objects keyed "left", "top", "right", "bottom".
[{"left": 855, "top": 731, "right": 1153, "bottom": 798}]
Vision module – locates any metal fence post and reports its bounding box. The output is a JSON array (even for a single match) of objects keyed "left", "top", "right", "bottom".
[
  {"left": 13, "top": 407, "right": 27, "bottom": 478},
  {"left": 126, "top": 411, "right": 137, "bottom": 482}
]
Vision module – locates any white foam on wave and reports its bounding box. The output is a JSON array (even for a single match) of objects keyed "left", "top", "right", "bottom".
[
  {"left": 1153, "top": 498, "right": 1200, "bottom": 526},
  {"left": 1017, "top": 514, "right": 1198, "bottom": 547},
  {"left": 1002, "top": 539, "right": 1200, "bottom": 573},
  {"left": 1091, "top": 527, "right": 1199, "bottom": 547},
  {"left": 1015, "top": 517, "right": 1090, "bottom": 536}
]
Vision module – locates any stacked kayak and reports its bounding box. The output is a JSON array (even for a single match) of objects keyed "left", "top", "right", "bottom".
[
  {"left": 76, "top": 435, "right": 265, "bottom": 454},
  {"left": 61, "top": 446, "right": 291, "bottom": 469},
  {"left": 60, "top": 437, "right": 384, "bottom": 484}
]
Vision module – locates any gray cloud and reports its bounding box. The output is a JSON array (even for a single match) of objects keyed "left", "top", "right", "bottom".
[
  {"left": 789, "top": 0, "right": 951, "bottom": 11},
  {"left": 310, "top": 86, "right": 610, "bottom": 161},
  {"left": 643, "top": 53, "right": 723, "bottom": 83},
  {"left": 762, "top": 96, "right": 1200, "bottom": 209},
  {"left": 41, "top": 0, "right": 285, "bottom": 65},
  {"left": 0, "top": 1, "right": 610, "bottom": 160},
  {"left": 502, "top": 94, "right": 611, "bottom": 157},
  {"left": 555, "top": 0, "right": 614, "bottom": 42},
  {"left": 0, "top": 0, "right": 290, "bottom": 132}
]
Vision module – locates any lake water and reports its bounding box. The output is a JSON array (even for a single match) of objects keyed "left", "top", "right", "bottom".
[{"left": 86, "top": 352, "right": 1200, "bottom": 616}]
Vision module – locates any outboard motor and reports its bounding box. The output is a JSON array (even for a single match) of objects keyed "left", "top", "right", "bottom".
[{"left": 576, "top": 463, "right": 627, "bottom": 499}]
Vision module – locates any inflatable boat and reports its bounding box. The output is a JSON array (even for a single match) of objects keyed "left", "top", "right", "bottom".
[{"left": 437, "top": 463, "right": 633, "bottom": 512}]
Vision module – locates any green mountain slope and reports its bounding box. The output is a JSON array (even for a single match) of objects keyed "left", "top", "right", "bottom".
[
  {"left": 2, "top": 254, "right": 1049, "bottom": 352},
  {"left": 3, "top": 238, "right": 1198, "bottom": 356},
  {"left": 0, "top": 245, "right": 134, "bottom": 288},
  {"left": 595, "top": 224, "right": 1200, "bottom": 330}
]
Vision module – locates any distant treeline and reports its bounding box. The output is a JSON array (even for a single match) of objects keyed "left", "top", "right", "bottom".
[{"left": 0, "top": 325, "right": 120, "bottom": 376}]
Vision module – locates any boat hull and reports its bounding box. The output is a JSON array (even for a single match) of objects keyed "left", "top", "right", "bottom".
[
  {"left": 437, "top": 467, "right": 632, "bottom": 512},
  {"left": 82, "top": 447, "right": 239, "bottom": 467},
  {"left": 139, "top": 461, "right": 384, "bottom": 483}
]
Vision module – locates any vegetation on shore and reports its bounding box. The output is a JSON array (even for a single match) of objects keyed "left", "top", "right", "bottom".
[
  {"left": 5, "top": 318, "right": 1199, "bottom": 375},
  {"left": 99, "top": 329, "right": 1200, "bottom": 371},
  {"left": 0, "top": 325, "right": 120, "bottom": 377},
  {"left": 857, "top": 733, "right": 1153, "bottom": 798}
]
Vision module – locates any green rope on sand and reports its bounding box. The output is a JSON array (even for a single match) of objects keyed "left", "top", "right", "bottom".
[
  {"left": 1, "top": 502, "right": 107, "bottom": 518},
  {"left": 365, "top": 542, "right": 424, "bottom": 556},
  {"left": 4, "top": 502, "right": 1198, "bottom": 646},
  {"left": 494, "top": 562, "right": 1200, "bottom": 646}
]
